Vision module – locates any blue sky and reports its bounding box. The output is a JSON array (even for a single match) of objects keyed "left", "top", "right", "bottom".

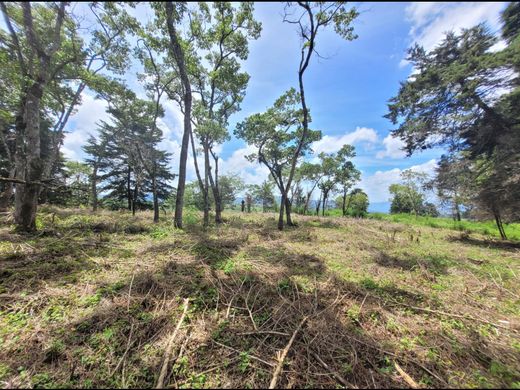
[{"left": 62, "top": 2, "right": 509, "bottom": 212}]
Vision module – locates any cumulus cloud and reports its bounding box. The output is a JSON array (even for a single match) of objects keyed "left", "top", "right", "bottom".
[
  {"left": 359, "top": 159, "right": 437, "bottom": 203},
  {"left": 219, "top": 145, "right": 271, "bottom": 187},
  {"left": 376, "top": 134, "right": 407, "bottom": 159},
  {"left": 405, "top": 2, "right": 506, "bottom": 52},
  {"left": 311, "top": 127, "right": 378, "bottom": 154},
  {"left": 62, "top": 92, "right": 110, "bottom": 160}
]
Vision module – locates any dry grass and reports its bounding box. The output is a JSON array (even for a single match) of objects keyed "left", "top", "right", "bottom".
[{"left": 0, "top": 208, "right": 519, "bottom": 388}]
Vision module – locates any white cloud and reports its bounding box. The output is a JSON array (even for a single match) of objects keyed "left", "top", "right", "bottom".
[
  {"left": 311, "top": 127, "right": 378, "bottom": 154},
  {"left": 359, "top": 159, "right": 437, "bottom": 203},
  {"left": 405, "top": 2, "right": 506, "bottom": 53},
  {"left": 62, "top": 92, "right": 110, "bottom": 160},
  {"left": 218, "top": 145, "right": 271, "bottom": 186},
  {"left": 376, "top": 134, "right": 406, "bottom": 159}
]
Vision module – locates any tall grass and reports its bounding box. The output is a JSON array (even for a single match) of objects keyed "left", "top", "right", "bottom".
[{"left": 367, "top": 212, "right": 520, "bottom": 241}]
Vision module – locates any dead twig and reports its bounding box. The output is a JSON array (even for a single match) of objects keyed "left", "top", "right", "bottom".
[
  {"left": 212, "top": 340, "right": 275, "bottom": 367},
  {"left": 312, "top": 352, "right": 357, "bottom": 389},
  {"left": 269, "top": 316, "right": 308, "bottom": 389},
  {"left": 392, "top": 302, "right": 512, "bottom": 330},
  {"left": 155, "top": 298, "right": 189, "bottom": 389}
]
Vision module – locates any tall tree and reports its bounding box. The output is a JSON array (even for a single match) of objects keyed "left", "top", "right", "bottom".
[
  {"left": 385, "top": 15, "right": 520, "bottom": 238},
  {"left": 152, "top": 2, "right": 192, "bottom": 229},
  {"left": 280, "top": 1, "right": 358, "bottom": 228},
  {"left": 1, "top": 2, "right": 70, "bottom": 231},
  {"left": 190, "top": 2, "right": 261, "bottom": 226}
]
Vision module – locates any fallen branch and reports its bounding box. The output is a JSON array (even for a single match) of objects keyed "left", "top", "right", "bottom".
[
  {"left": 392, "top": 302, "right": 511, "bottom": 330},
  {"left": 239, "top": 330, "right": 290, "bottom": 337},
  {"left": 312, "top": 352, "right": 357, "bottom": 389},
  {"left": 269, "top": 316, "right": 308, "bottom": 389},
  {"left": 347, "top": 335, "right": 446, "bottom": 385},
  {"left": 110, "top": 323, "right": 135, "bottom": 377},
  {"left": 212, "top": 340, "right": 275, "bottom": 367},
  {"left": 155, "top": 298, "right": 189, "bottom": 389},
  {"left": 394, "top": 361, "right": 419, "bottom": 389}
]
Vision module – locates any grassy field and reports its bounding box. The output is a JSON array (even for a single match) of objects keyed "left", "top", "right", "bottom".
[
  {"left": 367, "top": 213, "right": 520, "bottom": 242},
  {"left": 1, "top": 207, "right": 519, "bottom": 388}
]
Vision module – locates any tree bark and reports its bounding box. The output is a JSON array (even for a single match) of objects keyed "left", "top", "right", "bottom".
[
  {"left": 285, "top": 197, "right": 294, "bottom": 226},
  {"left": 152, "top": 175, "right": 159, "bottom": 223},
  {"left": 202, "top": 140, "right": 210, "bottom": 228},
  {"left": 342, "top": 188, "right": 347, "bottom": 216},
  {"left": 493, "top": 208, "right": 507, "bottom": 240},
  {"left": 14, "top": 83, "right": 44, "bottom": 231},
  {"left": 127, "top": 166, "right": 132, "bottom": 210},
  {"left": 91, "top": 164, "right": 98, "bottom": 212},
  {"left": 278, "top": 192, "right": 286, "bottom": 231},
  {"left": 165, "top": 2, "right": 192, "bottom": 229}
]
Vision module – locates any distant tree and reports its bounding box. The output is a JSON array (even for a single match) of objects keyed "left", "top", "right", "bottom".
[
  {"left": 348, "top": 189, "right": 369, "bottom": 217},
  {"left": 218, "top": 174, "right": 245, "bottom": 209},
  {"left": 297, "top": 162, "right": 323, "bottom": 215},
  {"left": 250, "top": 180, "right": 276, "bottom": 212},
  {"left": 235, "top": 89, "right": 321, "bottom": 228},
  {"left": 421, "top": 202, "right": 439, "bottom": 217},
  {"left": 431, "top": 155, "right": 474, "bottom": 221},
  {"left": 335, "top": 145, "right": 360, "bottom": 216}
]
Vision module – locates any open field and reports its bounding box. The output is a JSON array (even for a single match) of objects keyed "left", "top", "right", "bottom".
[
  {"left": 1, "top": 208, "right": 519, "bottom": 388},
  {"left": 368, "top": 213, "right": 520, "bottom": 242}
]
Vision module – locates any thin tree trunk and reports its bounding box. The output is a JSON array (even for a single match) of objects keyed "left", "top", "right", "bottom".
[
  {"left": 322, "top": 190, "right": 327, "bottom": 217},
  {"left": 127, "top": 167, "right": 132, "bottom": 210},
  {"left": 166, "top": 2, "right": 192, "bottom": 229},
  {"left": 92, "top": 165, "right": 98, "bottom": 212},
  {"left": 342, "top": 188, "right": 347, "bottom": 216},
  {"left": 152, "top": 176, "right": 159, "bottom": 223},
  {"left": 132, "top": 183, "right": 138, "bottom": 216},
  {"left": 493, "top": 209, "right": 507, "bottom": 240},
  {"left": 210, "top": 153, "right": 222, "bottom": 224},
  {"left": 455, "top": 201, "right": 461, "bottom": 222},
  {"left": 316, "top": 193, "right": 321, "bottom": 216},
  {"left": 203, "top": 140, "right": 210, "bottom": 228},
  {"left": 278, "top": 192, "right": 286, "bottom": 230}
]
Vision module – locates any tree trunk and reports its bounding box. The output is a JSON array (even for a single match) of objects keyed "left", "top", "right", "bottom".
[
  {"left": 92, "top": 165, "right": 98, "bottom": 212},
  {"left": 316, "top": 193, "right": 321, "bottom": 216},
  {"left": 493, "top": 208, "right": 507, "bottom": 240},
  {"left": 454, "top": 201, "right": 461, "bottom": 222},
  {"left": 14, "top": 83, "right": 44, "bottom": 232},
  {"left": 166, "top": 2, "right": 192, "bottom": 229},
  {"left": 152, "top": 176, "right": 159, "bottom": 223},
  {"left": 202, "top": 140, "right": 210, "bottom": 228},
  {"left": 342, "top": 188, "right": 347, "bottom": 216},
  {"left": 132, "top": 183, "right": 138, "bottom": 216},
  {"left": 210, "top": 154, "right": 222, "bottom": 224},
  {"left": 278, "top": 192, "right": 286, "bottom": 230},
  {"left": 285, "top": 197, "right": 294, "bottom": 226},
  {"left": 127, "top": 167, "right": 132, "bottom": 210},
  {"left": 321, "top": 190, "right": 328, "bottom": 217}
]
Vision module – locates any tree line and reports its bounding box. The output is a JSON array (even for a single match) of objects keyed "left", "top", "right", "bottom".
[
  {"left": 0, "top": 2, "right": 518, "bottom": 238},
  {"left": 0, "top": 2, "right": 361, "bottom": 232}
]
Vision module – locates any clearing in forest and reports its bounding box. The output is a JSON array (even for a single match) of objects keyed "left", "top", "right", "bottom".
[{"left": 0, "top": 208, "right": 519, "bottom": 388}]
